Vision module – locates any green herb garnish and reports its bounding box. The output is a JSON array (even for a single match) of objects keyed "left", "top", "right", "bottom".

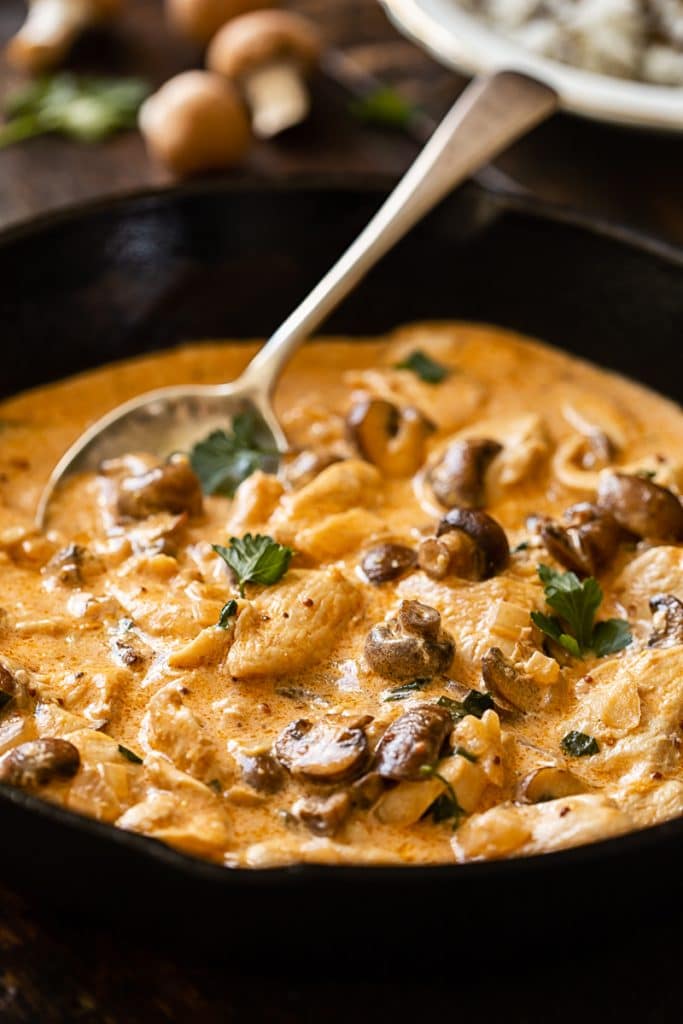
[
  {"left": 394, "top": 349, "right": 449, "bottom": 384},
  {"left": 512, "top": 540, "right": 529, "bottom": 553},
  {"left": 531, "top": 564, "right": 631, "bottom": 659},
  {"left": 383, "top": 678, "right": 431, "bottom": 702},
  {"left": 217, "top": 599, "right": 238, "bottom": 628},
  {"left": 0, "top": 74, "right": 148, "bottom": 148},
  {"left": 189, "top": 411, "right": 278, "bottom": 497},
  {"left": 349, "top": 86, "right": 418, "bottom": 130},
  {"left": 419, "top": 763, "right": 463, "bottom": 827},
  {"left": 437, "top": 691, "right": 494, "bottom": 722},
  {"left": 213, "top": 534, "right": 293, "bottom": 597},
  {"left": 561, "top": 731, "right": 600, "bottom": 757},
  {"left": 118, "top": 744, "right": 143, "bottom": 765},
  {"left": 453, "top": 745, "right": 478, "bottom": 764}
]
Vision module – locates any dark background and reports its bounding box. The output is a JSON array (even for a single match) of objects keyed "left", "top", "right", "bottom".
[{"left": 0, "top": 1, "right": 682, "bottom": 1020}]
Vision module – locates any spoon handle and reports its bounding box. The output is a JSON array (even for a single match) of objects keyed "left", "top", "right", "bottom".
[{"left": 241, "top": 71, "right": 557, "bottom": 393}]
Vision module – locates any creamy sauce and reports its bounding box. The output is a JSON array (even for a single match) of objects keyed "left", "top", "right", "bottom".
[{"left": 1, "top": 321, "right": 683, "bottom": 867}]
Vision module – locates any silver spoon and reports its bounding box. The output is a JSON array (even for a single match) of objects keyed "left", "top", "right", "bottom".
[{"left": 37, "top": 72, "right": 556, "bottom": 526}]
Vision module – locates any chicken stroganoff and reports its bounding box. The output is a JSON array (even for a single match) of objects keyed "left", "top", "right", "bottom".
[{"left": 1, "top": 322, "right": 683, "bottom": 868}]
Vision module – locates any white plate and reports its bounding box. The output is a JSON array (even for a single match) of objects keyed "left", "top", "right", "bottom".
[{"left": 382, "top": 0, "right": 683, "bottom": 130}]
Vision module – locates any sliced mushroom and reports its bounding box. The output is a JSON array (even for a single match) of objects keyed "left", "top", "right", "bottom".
[
  {"left": 597, "top": 472, "right": 683, "bottom": 541},
  {"left": 274, "top": 718, "right": 370, "bottom": 784},
  {"left": 116, "top": 455, "right": 203, "bottom": 520},
  {"left": 346, "top": 399, "right": 432, "bottom": 478},
  {"left": 238, "top": 751, "right": 286, "bottom": 794},
  {"left": 429, "top": 438, "right": 502, "bottom": 508},
  {"left": 291, "top": 791, "right": 351, "bottom": 837},
  {"left": 540, "top": 502, "right": 624, "bottom": 576},
  {"left": 648, "top": 594, "right": 683, "bottom": 649},
  {"left": 361, "top": 543, "right": 417, "bottom": 584},
  {"left": 43, "top": 543, "right": 103, "bottom": 587},
  {"left": 481, "top": 647, "right": 544, "bottom": 713},
  {"left": 281, "top": 449, "right": 343, "bottom": 489},
  {"left": 0, "top": 738, "right": 80, "bottom": 789},
  {"left": 364, "top": 600, "right": 454, "bottom": 681},
  {"left": 374, "top": 704, "right": 452, "bottom": 780},
  {"left": 517, "top": 766, "right": 588, "bottom": 803},
  {"left": 432, "top": 507, "right": 510, "bottom": 579}
]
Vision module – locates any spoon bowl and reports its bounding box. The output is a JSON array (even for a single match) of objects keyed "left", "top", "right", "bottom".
[{"left": 36, "top": 72, "right": 556, "bottom": 527}]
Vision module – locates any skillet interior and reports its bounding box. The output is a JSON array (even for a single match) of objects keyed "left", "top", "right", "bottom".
[{"left": 0, "top": 179, "right": 682, "bottom": 950}]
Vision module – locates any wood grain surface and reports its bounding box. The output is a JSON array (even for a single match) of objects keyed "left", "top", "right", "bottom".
[{"left": 0, "top": 1, "right": 681, "bottom": 1020}]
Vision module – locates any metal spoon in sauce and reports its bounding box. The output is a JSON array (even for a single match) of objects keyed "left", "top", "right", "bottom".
[{"left": 36, "top": 72, "right": 556, "bottom": 527}]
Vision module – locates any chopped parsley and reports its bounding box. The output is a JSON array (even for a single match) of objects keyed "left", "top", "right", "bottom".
[
  {"left": 394, "top": 349, "right": 449, "bottom": 384},
  {"left": 437, "top": 691, "right": 494, "bottom": 722},
  {"left": 213, "top": 534, "right": 294, "bottom": 597},
  {"left": 383, "top": 678, "right": 432, "bottom": 702},
  {"left": 512, "top": 540, "right": 530, "bottom": 553},
  {"left": 118, "top": 744, "right": 143, "bottom": 765},
  {"left": 217, "top": 599, "right": 238, "bottom": 628},
  {"left": 561, "top": 731, "right": 600, "bottom": 757},
  {"left": 0, "top": 74, "right": 148, "bottom": 148},
  {"left": 349, "top": 86, "right": 417, "bottom": 130},
  {"left": 189, "top": 411, "right": 278, "bottom": 497},
  {"left": 453, "top": 745, "right": 478, "bottom": 764},
  {"left": 531, "top": 564, "right": 631, "bottom": 659}
]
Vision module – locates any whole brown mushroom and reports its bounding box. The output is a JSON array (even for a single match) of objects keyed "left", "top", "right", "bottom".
[
  {"left": 166, "top": 0, "right": 275, "bottom": 44},
  {"left": 6, "top": 0, "right": 123, "bottom": 73},
  {"left": 207, "top": 9, "right": 322, "bottom": 138},
  {"left": 139, "top": 70, "right": 251, "bottom": 177},
  {"left": 597, "top": 472, "right": 683, "bottom": 542},
  {"left": 418, "top": 507, "right": 509, "bottom": 581}
]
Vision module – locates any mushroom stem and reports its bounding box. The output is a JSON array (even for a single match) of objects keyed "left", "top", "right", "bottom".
[
  {"left": 6, "top": 0, "right": 118, "bottom": 73},
  {"left": 243, "top": 60, "right": 310, "bottom": 138}
]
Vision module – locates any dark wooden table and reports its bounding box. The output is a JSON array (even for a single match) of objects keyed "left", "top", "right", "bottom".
[{"left": 0, "top": 1, "right": 682, "bottom": 1020}]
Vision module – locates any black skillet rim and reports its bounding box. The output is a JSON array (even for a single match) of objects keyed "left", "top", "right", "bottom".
[{"left": 0, "top": 171, "right": 682, "bottom": 889}]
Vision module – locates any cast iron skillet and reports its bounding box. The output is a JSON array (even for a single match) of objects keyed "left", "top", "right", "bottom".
[{"left": 0, "top": 179, "right": 682, "bottom": 951}]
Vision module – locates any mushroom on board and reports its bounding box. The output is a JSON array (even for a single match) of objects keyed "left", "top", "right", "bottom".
[
  {"left": 138, "top": 70, "right": 251, "bottom": 177},
  {"left": 6, "top": 0, "right": 123, "bottom": 73},
  {"left": 207, "top": 9, "right": 322, "bottom": 138},
  {"left": 166, "top": 0, "right": 276, "bottom": 44}
]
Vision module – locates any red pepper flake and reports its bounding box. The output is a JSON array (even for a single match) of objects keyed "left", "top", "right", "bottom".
[
  {"left": 584, "top": 674, "right": 594, "bottom": 684},
  {"left": 259, "top": 703, "right": 272, "bottom": 715},
  {"left": 559, "top": 806, "right": 571, "bottom": 818},
  {"left": 652, "top": 771, "right": 663, "bottom": 780},
  {"left": 493, "top": 755, "right": 501, "bottom": 765},
  {"left": 302, "top": 598, "right": 314, "bottom": 608},
  {"left": 282, "top": 611, "right": 289, "bottom": 618}
]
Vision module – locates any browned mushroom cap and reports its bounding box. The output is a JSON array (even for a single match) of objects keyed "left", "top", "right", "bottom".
[
  {"left": 0, "top": 738, "right": 80, "bottom": 789},
  {"left": 207, "top": 10, "right": 321, "bottom": 138},
  {"left": 597, "top": 472, "right": 683, "bottom": 541},
  {"left": 436, "top": 507, "right": 510, "bottom": 579},
  {"left": 541, "top": 502, "right": 624, "bottom": 577},
  {"left": 238, "top": 751, "right": 286, "bottom": 793},
  {"left": 364, "top": 600, "right": 454, "bottom": 681},
  {"left": 0, "top": 666, "right": 16, "bottom": 712},
  {"left": 116, "top": 455, "right": 203, "bottom": 519},
  {"left": 291, "top": 791, "right": 351, "bottom": 837},
  {"left": 374, "top": 704, "right": 453, "bottom": 780},
  {"left": 139, "top": 71, "right": 251, "bottom": 177},
  {"left": 417, "top": 529, "right": 484, "bottom": 581},
  {"left": 429, "top": 438, "right": 502, "bottom": 508},
  {"left": 360, "top": 542, "right": 417, "bottom": 584},
  {"left": 648, "top": 594, "right": 683, "bottom": 649},
  {"left": 517, "top": 766, "right": 588, "bottom": 803},
  {"left": 166, "top": 0, "right": 275, "bottom": 44},
  {"left": 481, "top": 647, "right": 542, "bottom": 713},
  {"left": 274, "top": 719, "right": 370, "bottom": 784},
  {"left": 346, "top": 399, "right": 433, "bottom": 478}
]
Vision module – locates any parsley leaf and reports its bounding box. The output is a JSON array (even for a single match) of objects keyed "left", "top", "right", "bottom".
[
  {"left": 531, "top": 564, "right": 631, "bottom": 658},
  {"left": 190, "top": 412, "right": 278, "bottom": 497},
  {"left": 118, "top": 744, "right": 143, "bottom": 764},
  {"left": 394, "top": 349, "right": 449, "bottom": 384},
  {"left": 383, "top": 678, "right": 432, "bottom": 702},
  {"left": 349, "top": 86, "right": 417, "bottom": 130},
  {"left": 561, "top": 731, "right": 599, "bottom": 757},
  {"left": 217, "top": 599, "right": 238, "bottom": 628},
  {"left": 437, "top": 691, "right": 494, "bottom": 722},
  {"left": 0, "top": 74, "right": 148, "bottom": 148},
  {"left": 419, "top": 763, "right": 464, "bottom": 827},
  {"left": 453, "top": 745, "right": 478, "bottom": 763},
  {"left": 213, "top": 534, "right": 293, "bottom": 597}
]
